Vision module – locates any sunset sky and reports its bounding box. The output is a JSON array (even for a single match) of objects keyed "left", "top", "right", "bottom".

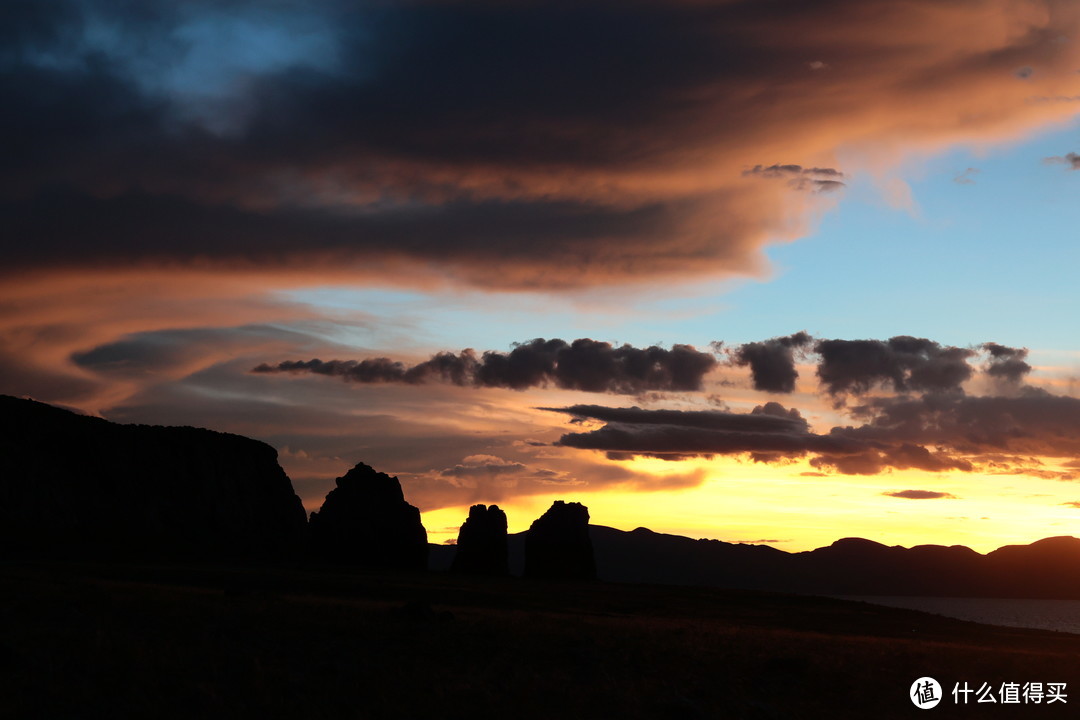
[{"left": 5, "top": 0, "right": 1080, "bottom": 552}]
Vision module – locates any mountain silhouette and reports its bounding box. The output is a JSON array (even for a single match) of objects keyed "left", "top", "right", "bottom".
[
  {"left": 433, "top": 525, "right": 1080, "bottom": 599},
  {"left": 592, "top": 527, "right": 1080, "bottom": 598}
]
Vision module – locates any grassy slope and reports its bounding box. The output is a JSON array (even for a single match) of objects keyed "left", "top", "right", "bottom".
[{"left": 3, "top": 562, "right": 1079, "bottom": 719}]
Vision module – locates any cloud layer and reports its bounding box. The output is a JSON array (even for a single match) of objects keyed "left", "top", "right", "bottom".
[
  {"left": 254, "top": 338, "right": 718, "bottom": 394},
  {"left": 732, "top": 332, "right": 813, "bottom": 393},
  {"left": 266, "top": 334, "right": 1030, "bottom": 398},
  {"left": 548, "top": 389, "right": 1080, "bottom": 476},
  {"left": 4, "top": 0, "right": 1080, "bottom": 287},
  {"left": 884, "top": 490, "right": 956, "bottom": 500},
  {"left": 517, "top": 336, "right": 1080, "bottom": 477}
]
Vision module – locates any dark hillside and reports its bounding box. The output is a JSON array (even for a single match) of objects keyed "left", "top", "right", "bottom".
[{"left": 0, "top": 395, "right": 306, "bottom": 561}]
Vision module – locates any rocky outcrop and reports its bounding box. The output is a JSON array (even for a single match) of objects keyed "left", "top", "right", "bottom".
[
  {"left": 524, "top": 500, "right": 596, "bottom": 580},
  {"left": 0, "top": 395, "right": 307, "bottom": 561},
  {"left": 308, "top": 462, "right": 428, "bottom": 570},
  {"left": 451, "top": 504, "right": 509, "bottom": 576}
]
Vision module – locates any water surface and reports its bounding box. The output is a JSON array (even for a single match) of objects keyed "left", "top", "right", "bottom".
[{"left": 844, "top": 596, "right": 1080, "bottom": 635}]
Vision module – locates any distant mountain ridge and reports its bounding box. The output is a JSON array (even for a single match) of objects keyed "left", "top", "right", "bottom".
[
  {"left": 432, "top": 526, "right": 1080, "bottom": 599},
  {"left": 598, "top": 527, "right": 1080, "bottom": 598}
]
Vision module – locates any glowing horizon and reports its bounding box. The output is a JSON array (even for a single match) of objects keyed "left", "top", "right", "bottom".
[{"left": 4, "top": 0, "right": 1080, "bottom": 559}]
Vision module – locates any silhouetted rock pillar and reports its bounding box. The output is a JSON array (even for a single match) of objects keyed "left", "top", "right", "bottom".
[
  {"left": 524, "top": 501, "right": 596, "bottom": 580},
  {"left": 451, "top": 504, "right": 509, "bottom": 576},
  {"left": 308, "top": 462, "right": 428, "bottom": 570}
]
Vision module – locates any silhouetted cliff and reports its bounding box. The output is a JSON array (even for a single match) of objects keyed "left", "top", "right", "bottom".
[
  {"left": 0, "top": 395, "right": 306, "bottom": 561},
  {"left": 524, "top": 501, "right": 596, "bottom": 580},
  {"left": 308, "top": 462, "right": 428, "bottom": 570},
  {"left": 451, "top": 504, "right": 508, "bottom": 576}
]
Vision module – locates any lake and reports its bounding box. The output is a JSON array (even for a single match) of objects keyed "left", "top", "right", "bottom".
[{"left": 843, "top": 596, "right": 1080, "bottom": 635}]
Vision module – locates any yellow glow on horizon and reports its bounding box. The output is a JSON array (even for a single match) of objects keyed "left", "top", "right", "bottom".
[{"left": 423, "top": 455, "right": 1080, "bottom": 554}]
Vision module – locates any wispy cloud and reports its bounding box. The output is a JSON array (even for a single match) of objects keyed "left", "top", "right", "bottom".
[
  {"left": 1043, "top": 152, "right": 1080, "bottom": 169},
  {"left": 884, "top": 490, "right": 957, "bottom": 500},
  {"left": 953, "top": 167, "right": 981, "bottom": 185}
]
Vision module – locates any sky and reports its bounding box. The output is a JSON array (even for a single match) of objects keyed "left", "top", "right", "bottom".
[{"left": 5, "top": 0, "right": 1080, "bottom": 552}]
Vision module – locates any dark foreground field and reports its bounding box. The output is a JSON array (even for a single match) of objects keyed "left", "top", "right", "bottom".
[{"left": 3, "top": 563, "right": 1079, "bottom": 719}]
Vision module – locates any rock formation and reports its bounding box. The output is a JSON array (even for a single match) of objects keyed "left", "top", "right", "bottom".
[
  {"left": 451, "top": 504, "right": 509, "bottom": 576},
  {"left": 524, "top": 500, "right": 596, "bottom": 580},
  {"left": 0, "top": 395, "right": 307, "bottom": 561},
  {"left": 308, "top": 462, "right": 428, "bottom": 570}
]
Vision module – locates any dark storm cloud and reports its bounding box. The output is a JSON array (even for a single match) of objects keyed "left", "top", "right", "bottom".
[
  {"left": 5, "top": 0, "right": 1080, "bottom": 287},
  {"left": 884, "top": 490, "right": 956, "bottom": 500},
  {"left": 1, "top": 189, "right": 709, "bottom": 288},
  {"left": 0, "top": 0, "right": 795, "bottom": 283},
  {"left": 982, "top": 342, "right": 1032, "bottom": 384},
  {"left": 254, "top": 357, "right": 417, "bottom": 384},
  {"left": 253, "top": 338, "right": 718, "bottom": 394},
  {"left": 732, "top": 331, "right": 812, "bottom": 393},
  {"left": 809, "top": 444, "right": 973, "bottom": 475},
  {"left": 805, "top": 389, "right": 1080, "bottom": 478},
  {"left": 543, "top": 402, "right": 809, "bottom": 433},
  {"left": 252, "top": 333, "right": 1040, "bottom": 400},
  {"left": 882, "top": 444, "right": 974, "bottom": 473},
  {"left": 557, "top": 423, "right": 856, "bottom": 458},
  {"left": 831, "top": 390, "right": 1080, "bottom": 459},
  {"left": 551, "top": 402, "right": 867, "bottom": 460},
  {"left": 551, "top": 382, "right": 1080, "bottom": 473},
  {"left": 815, "top": 336, "right": 975, "bottom": 396},
  {"left": 552, "top": 399, "right": 994, "bottom": 471}
]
